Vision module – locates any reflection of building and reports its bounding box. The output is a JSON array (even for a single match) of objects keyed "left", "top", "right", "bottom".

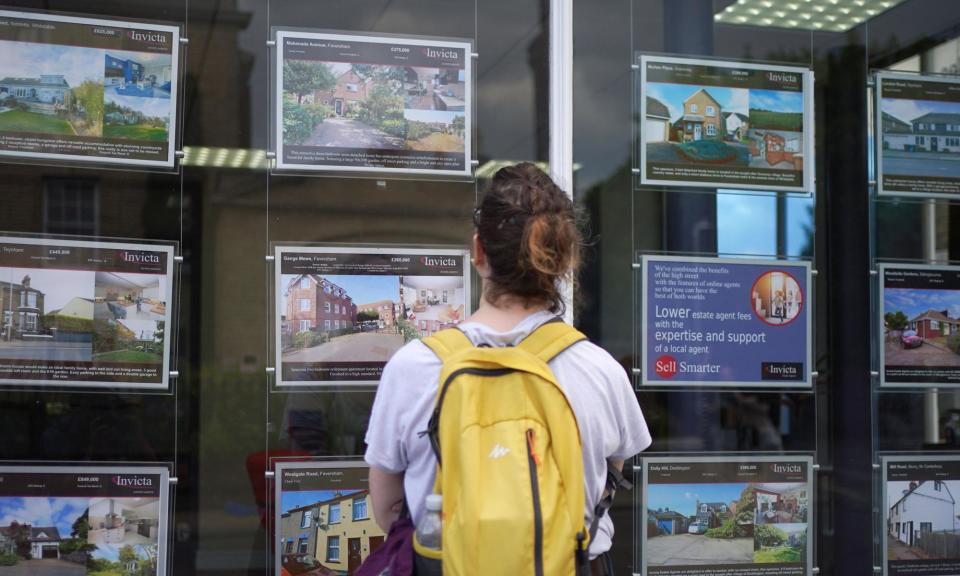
[
  {"left": 755, "top": 485, "right": 808, "bottom": 524},
  {"left": 672, "top": 89, "right": 722, "bottom": 142},
  {"left": 889, "top": 481, "right": 956, "bottom": 547},
  {"left": 0, "top": 275, "right": 45, "bottom": 338},
  {"left": 650, "top": 508, "right": 688, "bottom": 535},
  {"left": 357, "top": 299, "right": 396, "bottom": 326},
  {"left": 0, "top": 75, "right": 70, "bottom": 110},
  {"left": 280, "top": 490, "right": 385, "bottom": 573},
  {"left": 645, "top": 97, "right": 671, "bottom": 143},
  {"left": 908, "top": 309, "right": 960, "bottom": 339},
  {"left": 285, "top": 275, "right": 357, "bottom": 333},
  {"left": 0, "top": 525, "right": 62, "bottom": 559}
]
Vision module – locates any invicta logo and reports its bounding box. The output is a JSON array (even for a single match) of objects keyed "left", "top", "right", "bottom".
[
  {"left": 128, "top": 30, "right": 168, "bottom": 43},
  {"left": 421, "top": 256, "right": 457, "bottom": 268},
  {"left": 488, "top": 444, "right": 510, "bottom": 459},
  {"left": 111, "top": 475, "right": 153, "bottom": 487},
  {"left": 771, "top": 464, "right": 802, "bottom": 474}
]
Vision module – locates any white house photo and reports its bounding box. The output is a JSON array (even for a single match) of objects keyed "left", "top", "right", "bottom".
[{"left": 888, "top": 480, "right": 959, "bottom": 551}]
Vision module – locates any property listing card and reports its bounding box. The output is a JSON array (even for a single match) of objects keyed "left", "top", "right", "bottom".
[
  {"left": 640, "top": 54, "right": 815, "bottom": 193},
  {"left": 880, "top": 264, "right": 960, "bottom": 387},
  {"left": 0, "top": 465, "right": 170, "bottom": 575},
  {"left": 882, "top": 456, "right": 960, "bottom": 576},
  {"left": 642, "top": 456, "right": 814, "bottom": 576},
  {"left": 274, "top": 30, "right": 473, "bottom": 176},
  {"left": 640, "top": 255, "right": 812, "bottom": 387},
  {"left": 0, "top": 10, "right": 180, "bottom": 168},
  {"left": 274, "top": 461, "right": 384, "bottom": 576},
  {"left": 878, "top": 73, "right": 960, "bottom": 198},
  {"left": 274, "top": 246, "right": 470, "bottom": 386},
  {"left": 0, "top": 236, "right": 175, "bottom": 390}
]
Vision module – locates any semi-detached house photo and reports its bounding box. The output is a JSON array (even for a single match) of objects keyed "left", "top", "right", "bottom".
[
  {"left": 645, "top": 82, "right": 804, "bottom": 172},
  {"left": 882, "top": 95, "right": 960, "bottom": 179},
  {"left": 279, "top": 272, "right": 464, "bottom": 365},
  {"left": 279, "top": 489, "right": 385, "bottom": 575},
  {"left": 887, "top": 480, "right": 960, "bottom": 561}
]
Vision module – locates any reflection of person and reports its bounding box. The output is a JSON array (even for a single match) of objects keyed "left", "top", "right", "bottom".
[{"left": 365, "top": 163, "right": 652, "bottom": 574}]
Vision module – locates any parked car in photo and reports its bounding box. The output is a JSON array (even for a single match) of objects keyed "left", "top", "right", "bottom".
[
  {"left": 688, "top": 522, "right": 706, "bottom": 535},
  {"left": 900, "top": 329, "right": 923, "bottom": 349}
]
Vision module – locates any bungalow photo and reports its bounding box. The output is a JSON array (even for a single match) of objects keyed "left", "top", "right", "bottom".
[
  {"left": 882, "top": 97, "right": 960, "bottom": 179},
  {"left": 0, "top": 267, "right": 95, "bottom": 363},
  {"left": 887, "top": 479, "right": 960, "bottom": 560},
  {"left": 645, "top": 483, "right": 756, "bottom": 566},
  {"left": 0, "top": 496, "right": 93, "bottom": 572},
  {"left": 752, "top": 270, "right": 804, "bottom": 326},
  {"left": 92, "top": 272, "right": 167, "bottom": 365},
  {"left": 645, "top": 84, "right": 803, "bottom": 172},
  {"left": 279, "top": 488, "right": 385, "bottom": 575},
  {"left": 883, "top": 287, "right": 960, "bottom": 368},
  {"left": 0, "top": 42, "right": 106, "bottom": 139},
  {"left": 282, "top": 60, "right": 466, "bottom": 153},
  {"left": 280, "top": 273, "right": 402, "bottom": 364}
]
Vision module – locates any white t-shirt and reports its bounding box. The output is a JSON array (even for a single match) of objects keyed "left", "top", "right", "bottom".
[{"left": 364, "top": 310, "right": 652, "bottom": 558}]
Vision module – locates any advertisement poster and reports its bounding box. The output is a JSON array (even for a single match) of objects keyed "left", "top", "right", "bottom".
[
  {"left": 0, "top": 236, "right": 175, "bottom": 390},
  {"left": 642, "top": 456, "right": 813, "bottom": 576},
  {"left": 877, "top": 73, "right": 960, "bottom": 198},
  {"left": 0, "top": 465, "right": 169, "bottom": 575},
  {"left": 882, "top": 456, "right": 960, "bottom": 576},
  {"left": 274, "top": 461, "right": 385, "bottom": 576},
  {"left": 640, "top": 255, "right": 812, "bottom": 387},
  {"left": 640, "top": 55, "right": 814, "bottom": 193},
  {"left": 274, "top": 30, "right": 472, "bottom": 176},
  {"left": 275, "top": 246, "right": 470, "bottom": 386},
  {"left": 880, "top": 264, "right": 960, "bottom": 387},
  {"left": 0, "top": 10, "right": 180, "bottom": 168}
]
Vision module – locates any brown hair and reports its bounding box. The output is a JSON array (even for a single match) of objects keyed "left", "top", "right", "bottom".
[{"left": 474, "top": 162, "right": 582, "bottom": 314}]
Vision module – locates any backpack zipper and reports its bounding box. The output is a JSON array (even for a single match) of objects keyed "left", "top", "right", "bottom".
[{"left": 526, "top": 428, "right": 544, "bottom": 576}]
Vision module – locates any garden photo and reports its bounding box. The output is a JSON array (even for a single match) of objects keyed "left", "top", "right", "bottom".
[
  {"left": 0, "top": 267, "right": 95, "bottom": 362},
  {"left": 87, "top": 544, "right": 158, "bottom": 576},
  {"left": 0, "top": 42, "right": 105, "bottom": 138},
  {"left": 883, "top": 286, "right": 960, "bottom": 368},
  {"left": 754, "top": 523, "right": 807, "bottom": 563},
  {"left": 92, "top": 272, "right": 167, "bottom": 365},
  {"left": 103, "top": 93, "right": 169, "bottom": 142},
  {"left": 281, "top": 60, "right": 466, "bottom": 153},
  {"left": 646, "top": 483, "right": 756, "bottom": 566}
]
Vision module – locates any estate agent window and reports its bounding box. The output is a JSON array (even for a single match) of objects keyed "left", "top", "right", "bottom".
[{"left": 327, "top": 536, "right": 340, "bottom": 562}]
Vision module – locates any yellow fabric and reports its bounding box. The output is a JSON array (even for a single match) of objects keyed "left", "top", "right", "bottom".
[{"left": 420, "top": 322, "right": 588, "bottom": 576}]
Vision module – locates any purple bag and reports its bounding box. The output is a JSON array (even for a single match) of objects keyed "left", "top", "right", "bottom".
[{"left": 355, "top": 514, "right": 415, "bottom": 576}]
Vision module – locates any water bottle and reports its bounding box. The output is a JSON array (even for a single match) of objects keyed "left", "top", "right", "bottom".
[{"left": 416, "top": 494, "right": 443, "bottom": 550}]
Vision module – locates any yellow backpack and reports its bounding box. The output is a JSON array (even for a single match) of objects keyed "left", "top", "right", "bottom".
[{"left": 415, "top": 319, "right": 591, "bottom": 576}]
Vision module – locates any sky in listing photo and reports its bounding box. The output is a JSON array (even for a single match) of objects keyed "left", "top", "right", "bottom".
[
  {"left": 0, "top": 41, "right": 104, "bottom": 89},
  {"left": 887, "top": 480, "right": 960, "bottom": 509},
  {"left": 280, "top": 489, "right": 361, "bottom": 515},
  {"left": 645, "top": 83, "right": 748, "bottom": 123},
  {"left": 647, "top": 483, "right": 750, "bottom": 517},
  {"left": 0, "top": 496, "right": 88, "bottom": 537},
  {"left": 0, "top": 267, "right": 95, "bottom": 313},
  {"left": 882, "top": 97, "right": 960, "bottom": 129},
  {"left": 283, "top": 274, "right": 400, "bottom": 308},
  {"left": 884, "top": 287, "right": 960, "bottom": 321},
  {"left": 90, "top": 543, "right": 157, "bottom": 565},
  {"left": 104, "top": 91, "right": 172, "bottom": 122},
  {"left": 748, "top": 89, "right": 804, "bottom": 117}
]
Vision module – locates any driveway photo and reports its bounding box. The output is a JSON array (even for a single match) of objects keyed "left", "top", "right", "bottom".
[{"left": 647, "top": 534, "right": 754, "bottom": 565}]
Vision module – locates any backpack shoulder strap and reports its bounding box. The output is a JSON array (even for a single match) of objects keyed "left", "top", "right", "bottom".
[
  {"left": 421, "top": 328, "right": 474, "bottom": 361},
  {"left": 517, "top": 317, "right": 587, "bottom": 364}
]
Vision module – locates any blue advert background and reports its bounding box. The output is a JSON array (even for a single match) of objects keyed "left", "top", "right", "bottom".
[{"left": 643, "top": 256, "right": 811, "bottom": 386}]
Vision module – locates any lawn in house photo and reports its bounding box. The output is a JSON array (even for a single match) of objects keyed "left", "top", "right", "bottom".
[
  {"left": 282, "top": 61, "right": 466, "bottom": 153},
  {"left": 646, "top": 483, "right": 756, "bottom": 566},
  {"left": 92, "top": 272, "right": 167, "bottom": 365},
  {"left": 0, "top": 42, "right": 105, "bottom": 138},
  {"left": 0, "top": 267, "right": 95, "bottom": 363}
]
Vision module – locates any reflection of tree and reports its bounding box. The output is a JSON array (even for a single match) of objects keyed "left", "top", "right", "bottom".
[{"left": 283, "top": 61, "right": 336, "bottom": 105}]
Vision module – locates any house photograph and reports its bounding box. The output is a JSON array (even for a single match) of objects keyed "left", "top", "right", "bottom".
[
  {"left": 0, "top": 41, "right": 105, "bottom": 138},
  {"left": 754, "top": 522, "right": 807, "bottom": 564},
  {"left": 745, "top": 89, "right": 805, "bottom": 171},
  {"left": 752, "top": 271, "right": 803, "bottom": 326},
  {"left": 282, "top": 60, "right": 466, "bottom": 154},
  {"left": 0, "top": 496, "right": 91, "bottom": 572},
  {"left": 279, "top": 488, "right": 385, "bottom": 575},
  {"left": 887, "top": 480, "right": 960, "bottom": 560},
  {"left": 87, "top": 497, "right": 160, "bottom": 546},
  {"left": 93, "top": 272, "right": 166, "bottom": 365},
  {"left": 883, "top": 287, "right": 960, "bottom": 368},
  {"left": 87, "top": 543, "right": 158, "bottom": 576},
  {"left": 0, "top": 267, "right": 95, "bottom": 362},
  {"left": 644, "top": 83, "right": 752, "bottom": 168},
  {"left": 399, "top": 275, "right": 465, "bottom": 338},
  {"left": 754, "top": 483, "right": 809, "bottom": 524},
  {"left": 882, "top": 96, "right": 960, "bottom": 179},
  {"left": 280, "top": 273, "right": 405, "bottom": 364},
  {"left": 645, "top": 483, "right": 755, "bottom": 566}
]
